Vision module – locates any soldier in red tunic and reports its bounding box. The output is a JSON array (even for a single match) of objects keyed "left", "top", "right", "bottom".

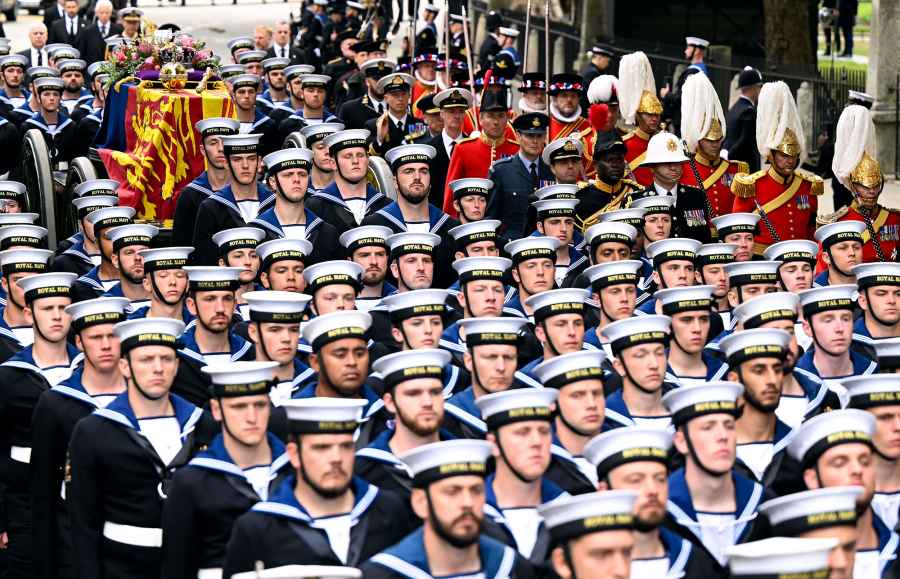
[
  {"left": 410, "top": 48, "right": 438, "bottom": 119},
  {"left": 548, "top": 73, "right": 596, "bottom": 179},
  {"left": 618, "top": 52, "right": 663, "bottom": 187}
]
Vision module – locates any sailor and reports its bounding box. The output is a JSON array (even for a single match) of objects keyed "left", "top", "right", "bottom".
[
  {"left": 303, "top": 260, "right": 364, "bottom": 316},
  {"left": 226, "top": 36, "right": 255, "bottom": 64},
  {"left": 99, "top": 223, "right": 157, "bottom": 311},
  {"left": 449, "top": 220, "right": 504, "bottom": 263},
  {"left": 192, "top": 133, "right": 274, "bottom": 266},
  {"left": 256, "top": 238, "right": 314, "bottom": 294},
  {"left": 26, "top": 76, "right": 77, "bottom": 163},
  {"left": 361, "top": 439, "right": 536, "bottom": 578},
  {"left": 30, "top": 297, "right": 129, "bottom": 579},
  {"left": 636, "top": 238, "right": 701, "bottom": 314},
  {"left": 229, "top": 71, "right": 278, "bottom": 154},
  {"left": 52, "top": 182, "right": 118, "bottom": 275},
  {"left": 581, "top": 260, "right": 642, "bottom": 357},
  {"left": 386, "top": 231, "right": 441, "bottom": 293},
  {"left": 67, "top": 205, "right": 133, "bottom": 300},
  {"left": 695, "top": 243, "right": 737, "bottom": 327},
  {"left": 874, "top": 337, "right": 900, "bottom": 373},
  {"left": 256, "top": 56, "right": 291, "bottom": 114},
  {"left": 532, "top": 197, "right": 588, "bottom": 287},
  {"left": 211, "top": 227, "right": 266, "bottom": 320},
  {"left": 128, "top": 246, "right": 193, "bottom": 323},
  {"left": 813, "top": 221, "right": 865, "bottom": 288},
  {"left": 355, "top": 348, "right": 455, "bottom": 498},
  {"left": 578, "top": 220, "right": 639, "bottom": 290},
  {"left": 276, "top": 73, "right": 341, "bottom": 139},
  {"left": 301, "top": 122, "right": 345, "bottom": 194},
  {"left": 242, "top": 291, "right": 314, "bottom": 404},
  {"left": 172, "top": 118, "right": 239, "bottom": 249},
  {"left": 851, "top": 262, "right": 900, "bottom": 360},
  {"left": 763, "top": 238, "right": 818, "bottom": 293},
  {"left": 253, "top": 147, "right": 341, "bottom": 267},
  {"left": 658, "top": 285, "right": 727, "bottom": 387},
  {"left": 663, "top": 381, "right": 765, "bottom": 569},
  {"left": 174, "top": 267, "right": 255, "bottom": 407},
  {"left": 379, "top": 288, "right": 452, "bottom": 355},
  {"left": 68, "top": 318, "right": 216, "bottom": 579},
  {"left": 503, "top": 236, "right": 560, "bottom": 320},
  {"left": 0, "top": 181, "right": 31, "bottom": 218},
  {"left": 723, "top": 260, "right": 780, "bottom": 314},
  {"left": 55, "top": 58, "right": 90, "bottom": 115},
  {"left": 618, "top": 51, "right": 663, "bottom": 186},
  {"left": 601, "top": 315, "right": 672, "bottom": 431},
  {"left": 222, "top": 397, "right": 413, "bottom": 574},
  {"left": 727, "top": 537, "right": 839, "bottom": 579},
  {"left": 515, "top": 288, "right": 589, "bottom": 388},
  {"left": 339, "top": 225, "right": 396, "bottom": 312},
  {"left": 161, "top": 361, "right": 293, "bottom": 579},
  {"left": 630, "top": 195, "right": 675, "bottom": 247},
  {"left": 712, "top": 213, "right": 759, "bottom": 262},
  {"left": 0, "top": 248, "right": 54, "bottom": 358}
]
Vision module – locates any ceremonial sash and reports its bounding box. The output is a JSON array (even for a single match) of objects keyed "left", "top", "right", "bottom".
[
  {"left": 702, "top": 162, "right": 730, "bottom": 190},
  {"left": 628, "top": 152, "right": 646, "bottom": 171},
  {"left": 754, "top": 174, "right": 804, "bottom": 217},
  {"left": 862, "top": 208, "right": 890, "bottom": 245}
]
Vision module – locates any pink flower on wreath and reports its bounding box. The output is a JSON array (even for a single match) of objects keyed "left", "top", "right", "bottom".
[
  {"left": 180, "top": 36, "right": 194, "bottom": 49},
  {"left": 195, "top": 49, "right": 210, "bottom": 62},
  {"left": 139, "top": 56, "right": 156, "bottom": 71},
  {"left": 116, "top": 51, "right": 127, "bottom": 63},
  {"left": 138, "top": 41, "right": 153, "bottom": 55}
]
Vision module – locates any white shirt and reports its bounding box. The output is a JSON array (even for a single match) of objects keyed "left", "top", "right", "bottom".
[
  {"left": 282, "top": 224, "right": 307, "bottom": 240},
  {"left": 100, "top": 278, "right": 118, "bottom": 292},
  {"left": 42, "top": 364, "right": 75, "bottom": 387},
  {"left": 11, "top": 326, "right": 33, "bottom": 348},
  {"left": 138, "top": 416, "right": 182, "bottom": 465},
  {"left": 270, "top": 381, "right": 295, "bottom": 406},
  {"left": 653, "top": 182, "right": 677, "bottom": 197},
  {"left": 775, "top": 394, "right": 809, "bottom": 429},
  {"left": 406, "top": 221, "right": 429, "bottom": 233},
  {"left": 696, "top": 511, "right": 737, "bottom": 566},
  {"left": 273, "top": 43, "right": 290, "bottom": 59},
  {"left": 345, "top": 198, "right": 366, "bottom": 225},
  {"left": 368, "top": 93, "right": 384, "bottom": 115},
  {"left": 66, "top": 15, "right": 78, "bottom": 35},
  {"left": 89, "top": 254, "right": 102, "bottom": 267},
  {"left": 502, "top": 507, "right": 541, "bottom": 558},
  {"left": 853, "top": 549, "right": 880, "bottom": 579},
  {"left": 630, "top": 557, "right": 670, "bottom": 579},
  {"left": 873, "top": 491, "right": 900, "bottom": 532},
  {"left": 736, "top": 441, "right": 774, "bottom": 481},
  {"left": 243, "top": 465, "right": 271, "bottom": 500},
  {"left": 315, "top": 513, "right": 353, "bottom": 564},
  {"left": 30, "top": 48, "right": 48, "bottom": 68},
  {"left": 237, "top": 200, "right": 260, "bottom": 222},
  {"left": 442, "top": 130, "right": 461, "bottom": 157},
  {"left": 633, "top": 415, "right": 673, "bottom": 431},
  {"left": 239, "top": 122, "right": 254, "bottom": 134},
  {"left": 202, "top": 352, "right": 232, "bottom": 366},
  {"left": 93, "top": 394, "right": 118, "bottom": 408}
]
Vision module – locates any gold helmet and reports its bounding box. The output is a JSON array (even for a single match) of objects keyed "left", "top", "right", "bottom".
[
  {"left": 833, "top": 105, "right": 881, "bottom": 191},
  {"left": 680, "top": 73, "right": 726, "bottom": 153},
  {"left": 756, "top": 82, "right": 806, "bottom": 161},
  {"left": 637, "top": 90, "right": 663, "bottom": 115},
  {"left": 772, "top": 127, "right": 802, "bottom": 158},
  {"left": 705, "top": 118, "right": 724, "bottom": 141},
  {"left": 850, "top": 152, "right": 883, "bottom": 189}
]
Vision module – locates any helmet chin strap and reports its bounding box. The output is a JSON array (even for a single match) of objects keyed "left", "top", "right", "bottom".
[
  {"left": 556, "top": 406, "right": 595, "bottom": 438},
  {"left": 864, "top": 288, "right": 896, "bottom": 328},
  {"left": 619, "top": 356, "right": 660, "bottom": 395},
  {"left": 826, "top": 248, "right": 854, "bottom": 278},
  {"left": 150, "top": 272, "right": 185, "bottom": 307},
  {"left": 495, "top": 432, "right": 537, "bottom": 484},
  {"left": 684, "top": 425, "right": 731, "bottom": 478},
  {"left": 125, "top": 350, "right": 168, "bottom": 401},
  {"left": 807, "top": 316, "right": 843, "bottom": 358},
  {"left": 336, "top": 163, "right": 364, "bottom": 186},
  {"left": 540, "top": 320, "right": 562, "bottom": 357}
]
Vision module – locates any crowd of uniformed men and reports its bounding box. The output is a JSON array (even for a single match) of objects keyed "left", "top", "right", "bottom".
[{"left": 0, "top": 0, "right": 897, "bottom": 578}]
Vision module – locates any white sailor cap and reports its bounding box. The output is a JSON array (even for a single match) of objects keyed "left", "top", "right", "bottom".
[
  {"left": 849, "top": 90, "right": 875, "bottom": 106},
  {"left": 243, "top": 290, "right": 311, "bottom": 324},
  {"left": 27, "top": 66, "right": 57, "bottom": 80},
  {"left": 475, "top": 388, "right": 558, "bottom": 430},
  {"left": 434, "top": 87, "right": 473, "bottom": 109},
  {"left": 226, "top": 35, "right": 255, "bottom": 53},
  {"left": 498, "top": 26, "right": 520, "bottom": 37},
  {"left": 299, "top": 122, "right": 345, "bottom": 147},
  {"left": 0, "top": 213, "right": 38, "bottom": 226},
  {"left": 534, "top": 183, "right": 577, "bottom": 202},
  {"left": 105, "top": 223, "right": 158, "bottom": 251},
  {"left": 585, "top": 222, "right": 637, "bottom": 249},
  {"left": 645, "top": 238, "right": 701, "bottom": 268},
  {"left": 524, "top": 288, "right": 589, "bottom": 324},
  {"left": 458, "top": 316, "right": 527, "bottom": 348},
  {"left": 539, "top": 491, "right": 638, "bottom": 543},
  {"left": 371, "top": 348, "right": 451, "bottom": 390},
  {"left": 300, "top": 73, "right": 331, "bottom": 87},
  {"left": 504, "top": 236, "right": 560, "bottom": 265},
  {"left": 541, "top": 138, "right": 583, "bottom": 166},
  {"left": 696, "top": 243, "right": 737, "bottom": 266},
  {"left": 662, "top": 381, "right": 744, "bottom": 427},
  {"left": 281, "top": 397, "right": 367, "bottom": 434},
  {"left": 797, "top": 284, "right": 856, "bottom": 318},
  {"left": 853, "top": 262, "right": 900, "bottom": 289},
  {"left": 49, "top": 44, "right": 79, "bottom": 59},
  {"left": 385, "top": 143, "right": 436, "bottom": 171},
  {"left": 449, "top": 178, "right": 492, "bottom": 200},
  {"left": 202, "top": 361, "right": 279, "bottom": 398},
  {"left": 584, "top": 426, "right": 672, "bottom": 479},
  {"left": 0, "top": 248, "right": 52, "bottom": 275},
  {"left": 763, "top": 239, "right": 818, "bottom": 263},
  {"left": 323, "top": 129, "right": 371, "bottom": 154},
  {"left": 65, "top": 296, "right": 130, "bottom": 332},
  {"left": 16, "top": 272, "right": 76, "bottom": 303},
  {"left": 56, "top": 58, "right": 86, "bottom": 74},
  {"left": 231, "top": 565, "right": 362, "bottom": 579},
  {"left": 217, "top": 64, "right": 246, "bottom": 80},
  {"left": 600, "top": 315, "right": 670, "bottom": 356},
  {"left": 212, "top": 227, "right": 265, "bottom": 255},
  {"left": 719, "top": 328, "right": 790, "bottom": 366},
  {"left": 256, "top": 238, "right": 314, "bottom": 269},
  {"left": 760, "top": 487, "right": 862, "bottom": 536},
  {"left": 402, "top": 439, "right": 493, "bottom": 487},
  {"left": 599, "top": 207, "right": 646, "bottom": 227},
  {"left": 0, "top": 54, "right": 26, "bottom": 69},
  {"left": 301, "top": 310, "right": 372, "bottom": 351},
  {"left": 262, "top": 57, "right": 290, "bottom": 72},
  {"left": 284, "top": 63, "right": 316, "bottom": 81},
  {"left": 339, "top": 225, "right": 392, "bottom": 253},
  {"left": 387, "top": 232, "right": 441, "bottom": 259},
  {"left": 73, "top": 179, "right": 119, "bottom": 198},
  {"left": 630, "top": 194, "right": 676, "bottom": 215},
  {"left": 449, "top": 220, "right": 500, "bottom": 249},
  {"left": 727, "top": 538, "right": 837, "bottom": 577},
  {"left": 183, "top": 266, "right": 243, "bottom": 292},
  {"left": 228, "top": 73, "right": 261, "bottom": 91},
  {"left": 0, "top": 181, "right": 25, "bottom": 202},
  {"left": 655, "top": 285, "right": 714, "bottom": 315},
  {"left": 86, "top": 206, "right": 134, "bottom": 232},
  {"left": 236, "top": 49, "right": 267, "bottom": 65},
  {"left": 583, "top": 259, "right": 642, "bottom": 289},
  {"left": 711, "top": 212, "right": 759, "bottom": 238},
  {"left": 114, "top": 317, "right": 185, "bottom": 352},
  {"left": 685, "top": 36, "right": 709, "bottom": 48},
  {"left": 814, "top": 220, "right": 865, "bottom": 249},
  {"left": 787, "top": 409, "right": 875, "bottom": 466},
  {"left": 346, "top": 0, "right": 366, "bottom": 7},
  {"left": 873, "top": 337, "right": 900, "bottom": 371},
  {"left": 724, "top": 260, "right": 779, "bottom": 287},
  {"left": 303, "top": 260, "right": 364, "bottom": 293},
  {"left": 533, "top": 197, "right": 578, "bottom": 219},
  {"left": 422, "top": 2, "right": 439, "bottom": 11},
  {"left": 221, "top": 133, "right": 262, "bottom": 155},
  {"left": 733, "top": 291, "right": 799, "bottom": 329},
  {"left": 0, "top": 225, "right": 47, "bottom": 249},
  {"left": 139, "top": 246, "right": 192, "bottom": 272},
  {"left": 843, "top": 374, "right": 900, "bottom": 409},
  {"left": 376, "top": 72, "right": 414, "bottom": 93},
  {"left": 381, "top": 288, "right": 449, "bottom": 322},
  {"left": 533, "top": 350, "right": 607, "bottom": 389},
  {"left": 264, "top": 148, "right": 313, "bottom": 174},
  {"left": 452, "top": 256, "right": 511, "bottom": 284}
]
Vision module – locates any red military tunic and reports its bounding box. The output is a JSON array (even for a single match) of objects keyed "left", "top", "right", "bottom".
[
  {"left": 442, "top": 132, "right": 519, "bottom": 216},
  {"left": 462, "top": 108, "right": 518, "bottom": 142},
  {"left": 680, "top": 155, "right": 749, "bottom": 219},
  {"left": 623, "top": 128, "right": 654, "bottom": 186},
  {"left": 549, "top": 115, "right": 597, "bottom": 179},
  {"left": 411, "top": 80, "right": 436, "bottom": 119},
  {"left": 731, "top": 167, "right": 823, "bottom": 256},
  {"left": 837, "top": 201, "right": 900, "bottom": 262}
]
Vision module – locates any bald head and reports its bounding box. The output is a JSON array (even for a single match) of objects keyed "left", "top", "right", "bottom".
[{"left": 29, "top": 24, "right": 47, "bottom": 49}]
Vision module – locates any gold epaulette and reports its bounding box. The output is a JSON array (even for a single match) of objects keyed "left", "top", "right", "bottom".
[
  {"left": 404, "top": 130, "right": 426, "bottom": 143},
  {"left": 817, "top": 205, "right": 849, "bottom": 225},
  {"left": 327, "top": 56, "right": 343, "bottom": 65},
  {"left": 732, "top": 160, "right": 750, "bottom": 174},
  {"left": 731, "top": 170, "right": 766, "bottom": 198},
  {"left": 622, "top": 130, "right": 636, "bottom": 141},
  {"left": 577, "top": 180, "right": 591, "bottom": 190},
  {"left": 795, "top": 168, "right": 825, "bottom": 196}
]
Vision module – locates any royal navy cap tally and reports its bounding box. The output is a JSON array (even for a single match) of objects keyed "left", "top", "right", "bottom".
[
  {"left": 323, "top": 129, "right": 371, "bottom": 154},
  {"left": 541, "top": 137, "right": 583, "bottom": 165},
  {"left": 525, "top": 288, "right": 588, "bottom": 324},
  {"left": 115, "top": 317, "right": 185, "bottom": 351},
  {"left": 646, "top": 238, "right": 701, "bottom": 267},
  {"left": 56, "top": 58, "right": 86, "bottom": 74},
  {"left": 787, "top": 409, "right": 875, "bottom": 467},
  {"left": 814, "top": 220, "right": 865, "bottom": 249},
  {"left": 458, "top": 316, "right": 527, "bottom": 348},
  {"left": 301, "top": 310, "right": 372, "bottom": 351},
  {"left": 27, "top": 66, "right": 57, "bottom": 80},
  {"left": 601, "top": 315, "right": 670, "bottom": 356},
  {"left": 712, "top": 213, "right": 759, "bottom": 238},
  {"left": 449, "top": 220, "right": 500, "bottom": 249},
  {"left": 243, "top": 290, "right": 311, "bottom": 324},
  {"left": 300, "top": 122, "right": 345, "bottom": 146},
  {"left": 48, "top": 44, "right": 79, "bottom": 60},
  {"left": 727, "top": 537, "right": 837, "bottom": 578},
  {"left": 662, "top": 381, "right": 744, "bottom": 427},
  {"left": 256, "top": 238, "right": 313, "bottom": 269},
  {"left": 387, "top": 232, "right": 440, "bottom": 259},
  {"left": 763, "top": 239, "right": 818, "bottom": 264},
  {"left": 33, "top": 77, "right": 65, "bottom": 93},
  {"left": 229, "top": 73, "right": 260, "bottom": 91},
  {"left": 212, "top": 227, "right": 266, "bottom": 255},
  {"left": 105, "top": 224, "right": 158, "bottom": 252},
  {"left": 0, "top": 54, "right": 26, "bottom": 69},
  {"left": 843, "top": 375, "right": 900, "bottom": 409},
  {"left": 696, "top": 243, "right": 737, "bottom": 266},
  {"left": 87, "top": 206, "right": 135, "bottom": 232},
  {"left": 299, "top": 73, "right": 331, "bottom": 89},
  {"left": 475, "top": 388, "right": 558, "bottom": 430},
  {"left": 385, "top": 144, "right": 436, "bottom": 171},
  {"left": 218, "top": 64, "right": 245, "bottom": 79},
  {"left": 381, "top": 289, "right": 449, "bottom": 322},
  {"left": 339, "top": 225, "right": 392, "bottom": 253},
  {"left": 65, "top": 297, "right": 129, "bottom": 333},
  {"left": 874, "top": 337, "right": 900, "bottom": 370},
  {"left": 452, "top": 256, "right": 511, "bottom": 285},
  {"left": 303, "top": 260, "right": 364, "bottom": 293},
  {"left": 599, "top": 208, "right": 646, "bottom": 228},
  {"left": 724, "top": 260, "right": 779, "bottom": 287},
  {"left": 583, "top": 259, "right": 642, "bottom": 290},
  {"left": 733, "top": 292, "right": 799, "bottom": 329},
  {"left": 264, "top": 148, "right": 313, "bottom": 174},
  {"left": 449, "top": 178, "right": 492, "bottom": 200},
  {"left": 719, "top": 328, "right": 790, "bottom": 366},
  {"left": 534, "top": 184, "right": 577, "bottom": 202},
  {"left": 16, "top": 272, "right": 76, "bottom": 303},
  {"left": 0, "top": 248, "right": 52, "bottom": 275},
  {"left": 533, "top": 197, "right": 578, "bottom": 219},
  {"left": 183, "top": 266, "right": 243, "bottom": 292},
  {"left": 852, "top": 262, "right": 900, "bottom": 290},
  {"left": 585, "top": 222, "right": 637, "bottom": 249},
  {"left": 760, "top": 486, "right": 862, "bottom": 537},
  {"left": 203, "top": 361, "right": 279, "bottom": 398},
  {"left": 281, "top": 397, "right": 367, "bottom": 434},
  {"left": 630, "top": 194, "right": 676, "bottom": 216},
  {"left": 402, "top": 439, "right": 493, "bottom": 488},
  {"left": 584, "top": 426, "right": 672, "bottom": 479},
  {"left": 73, "top": 179, "right": 119, "bottom": 198},
  {"left": 0, "top": 181, "right": 26, "bottom": 200},
  {"left": 655, "top": 285, "right": 714, "bottom": 315},
  {"left": 284, "top": 63, "right": 315, "bottom": 81},
  {"left": 533, "top": 350, "right": 607, "bottom": 390},
  {"left": 797, "top": 284, "right": 856, "bottom": 318},
  {"left": 221, "top": 133, "right": 262, "bottom": 154},
  {"left": 139, "top": 246, "right": 192, "bottom": 273},
  {"left": 0, "top": 225, "right": 47, "bottom": 249},
  {"left": 538, "top": 491, "right": 638, "bottom": 543},
  {"left": 372, "top": 348, "right": 452, "bottom": 390},
  {"left": 261, "top": 56, "right": 290, "bottom": 72},
  {"left": 504, "top": 236, "right": 560, "bottom": 265}
]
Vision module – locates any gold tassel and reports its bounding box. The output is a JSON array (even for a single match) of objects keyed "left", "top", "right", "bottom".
[{"left": 731, "top": 172, "right": 757, "bottom": 198}]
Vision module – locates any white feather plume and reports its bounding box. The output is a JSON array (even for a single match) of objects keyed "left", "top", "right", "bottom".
[
  {"left": 618, "top": 52, "right": 656, "bottom": 125},
  {"left": 832, "top": 104, "right": 876, "bottom": 190},
  {"left": 587, "top": 75, "right": 617, "bottom": 104},
  {"left": 756, "top": 81, "right": 806, "bottom": 161},
  {"left": 680, "top": 73, "right": 726, "bottom": 153}
]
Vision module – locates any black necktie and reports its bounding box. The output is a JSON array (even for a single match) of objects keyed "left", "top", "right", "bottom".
[
  {"left": 36, "top": 51, "right": 42, "bottom": 66},
  {"left": 396, "top": 120, "right": 403, "bottom": 131},
  {"left": 101, "top": 23, "right": 107, "bottom": 36},
  {"left": 449, "top": 141, "right": 456, "bottom": 157},
  {"left": 530, "top": 162, "right": 538, "bottom": 189}
]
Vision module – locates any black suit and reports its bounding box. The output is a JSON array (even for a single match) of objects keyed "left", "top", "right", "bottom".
[
  {"left": 48, "top": 15, "right": 88, "bottom": 45},
  {"left": 364, "top": 112, "right": 422, "bottom": 156},
  {"left": 265, "top": 43, "right": 303, "bottom": 64},
  {"left": 17, "top": 47, "right": 49, "bottom": 68},
  {"left": 724, "top": 95, "right": 759, "bottom": 173},
  {"left": 43, "top": 3, "right": 65, "bottom": 30},
  {"left": 478, "top": 33, "right": 500, "bottom": 71},
  {"left": 426, "top": 132, "right": 454, "bottom": 208},
  {"left": 77, "top": 21, "right": 122, "bottom": 65},
  {"left": 337, "top": 93, "right": 381, "bottom": 130}
]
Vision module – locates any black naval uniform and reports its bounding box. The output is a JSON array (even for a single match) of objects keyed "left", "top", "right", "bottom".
[
  {"left": 724, "top": 95, "right": 760, "bottom": 173},
  {"left": 574, "top": 177, "right": 641, "bottom": 233},
  {"left": 171, "top": 171, "right": 222, "bottom": 251},
  {"left": 365, "top": 112, "right": 425, "bottom": 156},
  {"left": 305, "top": 182, "right": 391, "bottom": 237},
  {"left": 627, "top": 186, "right": 713, "bottom": 243},
  {"left": 221, "top": 475, "right": 414, "bottom": 577},
  {"left": 67, "top": 393, "right": 217, "bottom": 579},
  {"left": 24, "top": 111, "right": 78, "bottom": 164},
  {"left": 337, "top": 92, "right": 382, "bottom": 131},
  {"left": 190, "top": 183, "right": 276, "bottom": 266}
]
